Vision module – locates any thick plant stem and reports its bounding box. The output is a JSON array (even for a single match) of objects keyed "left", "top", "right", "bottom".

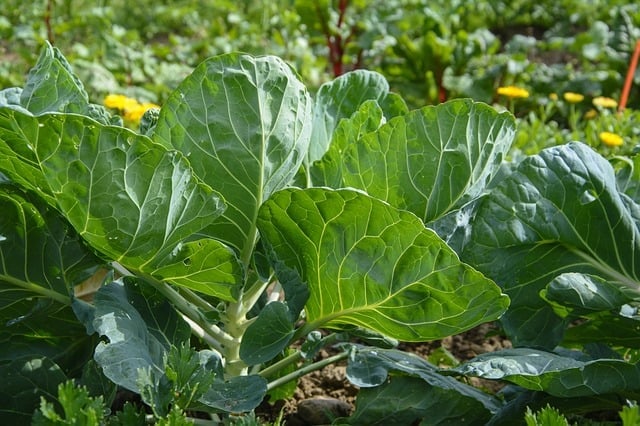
[
  {"left": 148, "top": 277, "right": 235, "bottom": 346},
  {"left": 222, "top": 298, "right": 249, "bottom": 376},
  {"left": 266, "top": 352, "right": 350, "bottom": 392}
]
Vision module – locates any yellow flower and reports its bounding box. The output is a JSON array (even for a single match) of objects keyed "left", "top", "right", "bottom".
[
  {"left": 592, "top": 96, "right": 618, "bottom": 108},
  {"left": 549, "top": 93, "right": 559, "bottom": 101},
  {"left": 563, "top": 92, "right": 584, "bottom": 103},
  {"left": 599, "top": 131, "right": 623, "bottom": 147},
  {"left": 497, "top": 86, "right": 530, "bottom": 99},
  {"left": 104, "top": 94, "right": 138, "bottom": 110},
  {"left": 140, "top": 102, "right": 161, "bottom": 110},
  {"left": 123, "top": 102, "right": 161, "bottom": 123}
]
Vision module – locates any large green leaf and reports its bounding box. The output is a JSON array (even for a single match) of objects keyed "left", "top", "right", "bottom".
[
  {"left": 0, "top": 184, "right": 100, "bottom": 372},
  {"left": 345, "top": 346, "right": 500, "bottom": 425},
  {"left": 452, "top": 348, "right": 640, "bottom": 398},
  {"left": 153, "top": 53, "right": 312, "bottom": 256},
  {"left": 612, "top": 154, "right": 640, "bottom": 203},
  {"left": 257, "top": 187, "right": 509, "bottom": 341},
  {"left": 314, "top": 99, "right": 515, "bottom": 223},
  {"left": 310, "top": 100, "right": 386, "bottom": 188},
  {"left": 91, "top": 279, "right": 191, "bottom": 392},
  {"left": 460, "top": 142, "right": 640, "bottom": 348},
  {"left": 20, "top": 41, "right": 89, "bottom": 115},
  {"left": 308, "top": 70, "right": 393, "bottom": 163},
  {"left": 0, "top": 110, "right": 241, "bottom": 300},
  {"left": 12, "top": 41, "right": 114, "bottom": 124}
]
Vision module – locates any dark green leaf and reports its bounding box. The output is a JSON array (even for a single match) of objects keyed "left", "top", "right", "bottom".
[
  {"left": 199, "top": 375, "right": 268, "bottom": 412},
  {"left": 460, "top": 142, "right": 640, "bottom": 347},
  {"left": 347, "top": 347, "right": 501, "bottom": 414},
  {"left": 0, "top": 185, "right": 101, "bottom": 373},
  {"left": 0, "top": 357, "right": 67, "bottom": 425},
  {"left": 346, "top": 375, "right": 492, "bottom": 425},
  {"left": 542, "top": 272, "right": 634, "bottom": 315},
  {"left": 240, "top": 301, "right": 295, "bottom": 365}
]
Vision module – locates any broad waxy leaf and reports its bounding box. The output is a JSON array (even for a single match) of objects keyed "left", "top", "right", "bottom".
[
  {"left": 257, "top": 187, "right": 509, "bottom": 341},
  {"left": 346, "top": 347, "right": 500, "bottom": 425},
  {"left": 459, "top": 142, "right": 640, "bottom": 347},
  {"left": 315, "top": 99, "right": 515, "bottom": 223},
  {"left": 453, "top": 348, "right": 640, "bottom": 398},
  {"left": 198, "top": 375, "right": 268, "bottom": 413},
  {"left": 542, "top": 272, "right": 634, "bottom": 315},
  {"left": 10, "top": 41, "right": 114, "bottom": 124},
  {"left": 346, "top": 376, "right": 490, "bottom": 426},
  {"left": 612, "top": 154, "right": 640, "bottom": 203},
  {"left": 91, "top": 279, "right": 190, "bottom": 393},
  {"left": 153, "top": 53, "right": 312, "bottom": 255},
  {"left": 0, "top": 109, "right": 242, "bottom": 300}
]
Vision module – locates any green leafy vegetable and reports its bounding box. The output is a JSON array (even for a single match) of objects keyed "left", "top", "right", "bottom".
[
  {"left": 458, "top": 142, "right": 640, "bottom": 347},
  {"left": 258, "top": 187, "right": 509, "bottom": 341}
]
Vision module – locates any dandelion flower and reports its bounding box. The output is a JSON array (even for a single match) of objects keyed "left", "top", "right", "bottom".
[
  {"left": 563, "top": 92, "right": 584, "bottom": 103},
  {"left": 497, "top": 86, "right": 530, "bottom": 99},
  {"left": 104, "top": 94, "right": 138, "bottom": 110},
  {"left": 124, "top": 102, "right": 161, "bottom": 123},
  {"left": 549, "top": 93, "right": 558, "bottom": 101},
  {"left": 599, "top": 131, "right": 623, "bottom": 147},
  {"left": 592, "top": 96, "right": 617, "bottom": 108}
]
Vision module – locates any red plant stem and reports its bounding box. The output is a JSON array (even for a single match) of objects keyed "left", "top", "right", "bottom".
[
  {"left": 337, "top": 0, "right": 348, "bottom": 28},
  {"left": 618, "top": 40, "right": 640, "bottom": 112},
  {"left": 45, "top": 0, "right": 55, "bottom": 44}
]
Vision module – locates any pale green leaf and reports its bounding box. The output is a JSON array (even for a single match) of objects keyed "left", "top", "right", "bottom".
[
  {"left": 257, "top": 187, "right": 509, "bottom": 341},
  {"left": 153, "top": 53, "right": 312, "bottom": 255},
  {"left": 20, "top": 41, "right": 89, "bottom": 115},
  {"left": 310, "top": 100, "right": 385, "bottom": 188}
]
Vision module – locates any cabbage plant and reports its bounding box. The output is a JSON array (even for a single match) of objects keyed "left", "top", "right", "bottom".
[{"left": 1, "top": 42, "right": 639, "bottom": 424}]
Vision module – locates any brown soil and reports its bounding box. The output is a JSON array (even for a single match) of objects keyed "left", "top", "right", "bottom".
[{"left": 257, "top": 322, "right": 512, "bottom": 425}]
